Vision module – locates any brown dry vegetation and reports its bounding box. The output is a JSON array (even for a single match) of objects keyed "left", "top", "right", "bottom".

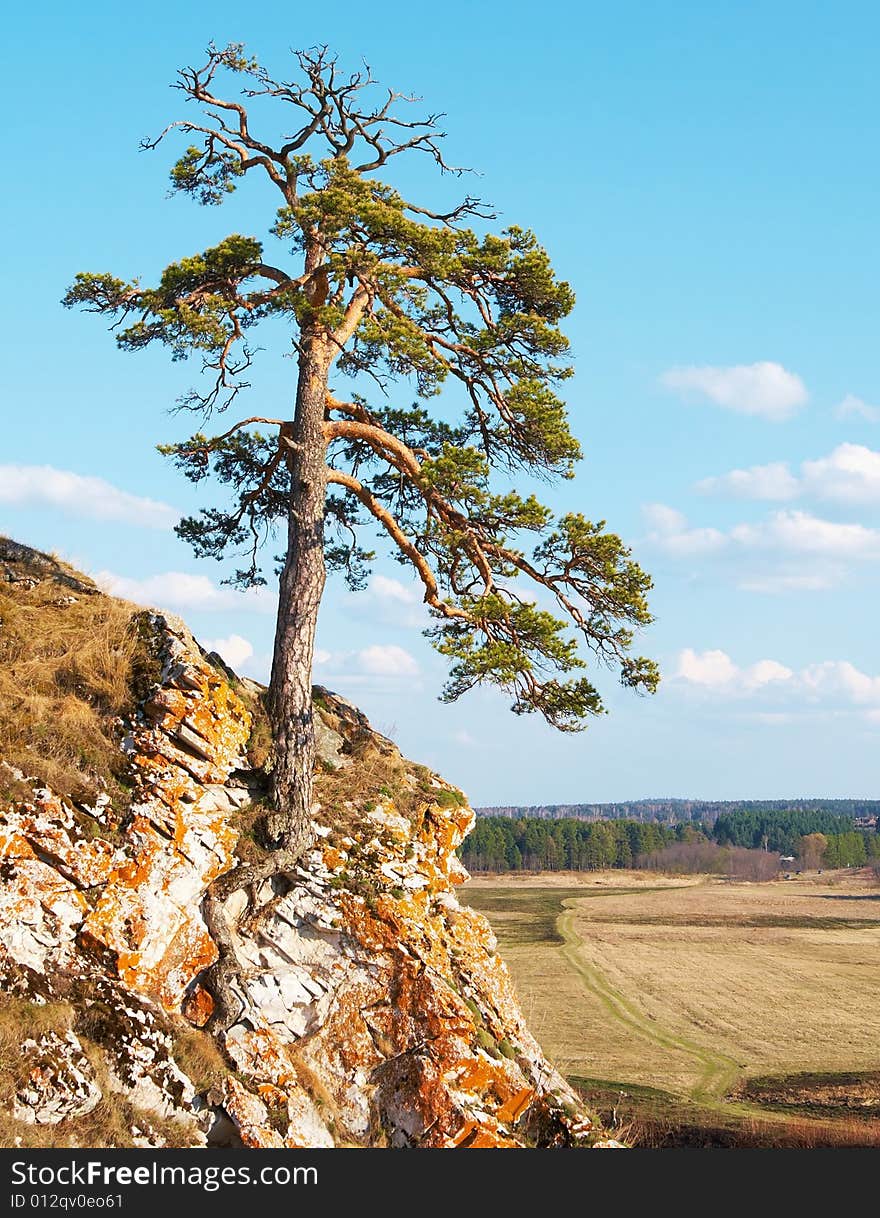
[
  {"left": 313, "top": 721, "right": 459, "bottom": 836},
  {"left": 0, "top": 995, "right": 199, "bottom": 1148},
  {"left": 0, "top": 544, "right": 161, "bottom": 809},
  {"left": 610, "top": 1106, "right": 880, "bottom": 1149},
  {"left": 464, "top": 870, "right": 880, "bottom": 1146},
  {"left": 167, "top": 1021, "right": 229, "bottom": 1095}
]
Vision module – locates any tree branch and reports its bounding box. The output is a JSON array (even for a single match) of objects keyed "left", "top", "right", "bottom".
[
  {"left": 326, "top": 469, "right": 467, "bottom": 619},
  {"left": 326, "top": 411, "right": 496, "bottom": 593}
]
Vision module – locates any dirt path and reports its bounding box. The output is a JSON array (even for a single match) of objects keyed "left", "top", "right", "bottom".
[{"left": 556, "top": 895, "right": 742, "bottom": 1103}]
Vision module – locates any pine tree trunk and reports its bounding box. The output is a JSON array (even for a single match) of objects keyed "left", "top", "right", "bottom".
[{"left": 266, "top": 343, "right": 329, "bottom": 852}]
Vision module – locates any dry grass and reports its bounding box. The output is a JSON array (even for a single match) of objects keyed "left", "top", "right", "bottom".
[
  {"left": 314, "top": 735, "right": 443, "bottom": 837},
  {"left": 168, "top": 1021, "right": 229, "bottom": 1094},
  {"left": 463, "top": 870, "right": 701, "bottom": 890},
  {"left": 464, "top": 871, "right": 880, "bottom": 1116},
  {"left": 566, "top": 875, "right": 880, "bottom": 1090},
  {"left": 0, "top": 550, "right": 161, "bottom": 809},
  {"left": 616, "top": 1110, "right": 880, "bottom": 1149},
  {"left": 0, "top": 994, "right": 199, "bottom": 1148},
  {"left": 0, "top": 995, "right": 76, "bottom": 1147}
]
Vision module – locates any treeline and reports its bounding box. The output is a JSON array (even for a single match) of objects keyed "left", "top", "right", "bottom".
[
  {"left": 460, "top": 814, "right": 880, "bottom": 875},
  {"left": 822, "top": 832, "right": 878, "bottom": 868},
  {"left": 714, "top": 809, "right": 857, "bottom": 855},
  {"left": 462, "top": 817, "right": 694, "bottom": 872},
  {"left": 475, "top": 798, "right": 880, "bottom": 826},
  {"left": 639, "top": 841, "right": 781, "bottom": 881}
]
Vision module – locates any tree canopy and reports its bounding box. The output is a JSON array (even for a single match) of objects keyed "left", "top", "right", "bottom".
[{"left": 64, "top": 42, "right": 659, "bottom": 738}]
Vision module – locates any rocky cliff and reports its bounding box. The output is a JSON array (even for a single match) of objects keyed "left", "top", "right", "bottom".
[{"left": 0, "top": 538, "right": 611, "bottom": 1148}]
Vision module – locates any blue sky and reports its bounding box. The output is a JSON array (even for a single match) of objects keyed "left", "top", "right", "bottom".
[{"left": 4, "top": 1, "right": 880, "bottom": 804}]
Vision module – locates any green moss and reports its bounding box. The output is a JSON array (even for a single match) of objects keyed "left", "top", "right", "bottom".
[
  {"left": 128, "top": 611, "right": 166, "bottom": 705},
  {"left": 475, "top": 1027, "right": 501, "bottom": 1059},
  {"left": 435, "top": 788, "right": 467, "bottom": 808}
]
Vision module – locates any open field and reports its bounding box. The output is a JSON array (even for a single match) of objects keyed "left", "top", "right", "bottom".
[{"left": 462, "top": 869, "right": 880, "bottom": 1146}]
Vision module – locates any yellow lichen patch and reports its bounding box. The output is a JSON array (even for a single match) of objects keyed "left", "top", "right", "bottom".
[
  {"left": 495, "top": 1086, "right": 534, "bottom": 1125},
  {"left": 447, "top": 1057, "right": 497, "bottom": 1094},
  {"left": 16, "top": 807, "right": 118, "bottom": 889},
  {"left": 321, "top": 846, "right": 346, "bottom": 871},
  {"left": 219, "top": 1078, "right": 283, "bottom": 1148},
  {"left": 181, "top": 984, "right": 214, "bottom": 1028},
  {"left": 77, "top": 639, "right": 246, "bottom": 1011},
  {"left": 452, "top": 1121, "right": 521, "bottom": 1148},
  {"left": 256, "top": 1083, "right": 287, "bottom": 1108},
  {"left": 225, "top": 1027, "right": 301, "bottom": 1091},
  {"left": 153, "top": 920, "right": 219, "bottom": 1011},
  {"left": 0, "top": 828, "right": 38, "bottom": 860}
]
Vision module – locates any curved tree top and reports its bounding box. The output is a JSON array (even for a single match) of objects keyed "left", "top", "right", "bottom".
[{"left": 64, "top": 42, "right": 659, "bottom": 730}]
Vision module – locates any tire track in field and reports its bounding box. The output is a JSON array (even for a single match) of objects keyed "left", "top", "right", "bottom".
[{"left": 556, "top": 898, "right": 742, "bottom": 1102}]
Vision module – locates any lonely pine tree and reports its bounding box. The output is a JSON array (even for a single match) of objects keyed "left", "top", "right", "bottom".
[{"left": 65, "top": 42, "right": 659, "bottom": 861}]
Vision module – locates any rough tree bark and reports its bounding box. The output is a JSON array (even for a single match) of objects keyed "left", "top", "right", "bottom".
[{"left": 266, "top": 340, "right": 329, "bottom": 851}]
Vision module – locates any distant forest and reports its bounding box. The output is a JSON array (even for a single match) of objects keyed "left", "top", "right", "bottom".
[
  {"left": 474, "top": 798, "right": 880, "bottom": 826},
  {"left": 461, "top": 809, "right": 880, "bottom": 873}
]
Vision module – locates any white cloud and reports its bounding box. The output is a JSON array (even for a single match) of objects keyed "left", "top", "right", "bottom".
[
  {"left": 96, "top": 570, "right": 276, "bottom": 614},
  {"left": 744, "top": 658, "right": 795, "bottom": 689},
  {"left": 358, "top": 574, "right": 427, "bottom": 628},
  {"left": 201, "top": 634, "right": 254, "bottom": 670},
  {"left": 646, "top": 504, "right": 880, "bottom": 578},
  {"left": 643, "top": 503, "right": 727, "bottom": 556},
  {"left": 0, "top": 465, "right": 177, "bottom": 529},
  {"left": 834, "top": 393, "right": 880, "bottom": 423},
  {"left": 697, "top": 443, "right": 880, "bottom": 505},
  {"left": 675, "top": 649, "right": 792, "bottom": 692},
  {"left": 737, "top": 571, "right": 837, "bottom": 593},
  {"left": 660, "top": 361, "right": 808, "bottom": 421},
  {"left": 370, "top": 574, "right": 422, "bottom": 605},
  {"left": 357, "top": 644, "right": 419, "bottom": 677},
  {"left": 800, "top": 660, "right": 880, "bottom": 705},
  {"left": 313, "top": 643, "right": 420, "bottom": 682},
  {"left": 730, "top": 510, "right": 880, "bottom": 558},
  {"left": 696, "top": 461, "right": 799, "bottom": 501},
  {"left": 676, "top": 648, "right": 739, "bottom": 687},
  {"left": 675, "top": 648, "right": 880, "bottom": 712},
  {"left": 800, "top": 443, "right": 880, "bottom": 504}
]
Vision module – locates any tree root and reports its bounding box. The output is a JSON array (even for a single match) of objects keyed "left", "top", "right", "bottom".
[{"left": 201, "top": 821, "right": 315, "bottom": 1033}]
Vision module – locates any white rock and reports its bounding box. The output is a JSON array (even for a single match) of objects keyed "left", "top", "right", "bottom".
[{"left": 14, "top": 1032, "right": 102, "bottom": 1125}]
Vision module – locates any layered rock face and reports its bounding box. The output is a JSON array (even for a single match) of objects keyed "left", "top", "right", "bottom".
[{"left": 0, "top": 545, "right": 608, "bottom": 1147}]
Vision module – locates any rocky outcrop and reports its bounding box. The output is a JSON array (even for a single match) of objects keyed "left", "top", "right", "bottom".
[
  {"left": 0, "top": 542, "right": 609, "bottom": 1148},
  {"left": 14, "top": 1032, "right": 102, "bottom": 1125}
]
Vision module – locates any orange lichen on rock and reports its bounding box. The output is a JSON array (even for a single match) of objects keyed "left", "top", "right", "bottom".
[
  {"left": 182, "top": 983, "right": 215, "bottom": 1028},
  {"left": 76, "top": 624, "right": 250, "bottom": 1010},
  {"left": 216, "top": 1078, "right": 284, "bottom": 1148},
  {"left": 321, "top": 846, "right": 346, "bottom": 871}
]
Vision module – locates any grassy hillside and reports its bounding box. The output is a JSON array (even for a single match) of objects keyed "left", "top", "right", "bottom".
[{"left": 0, "top": 538, "right": 165, "bottom": 810}]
